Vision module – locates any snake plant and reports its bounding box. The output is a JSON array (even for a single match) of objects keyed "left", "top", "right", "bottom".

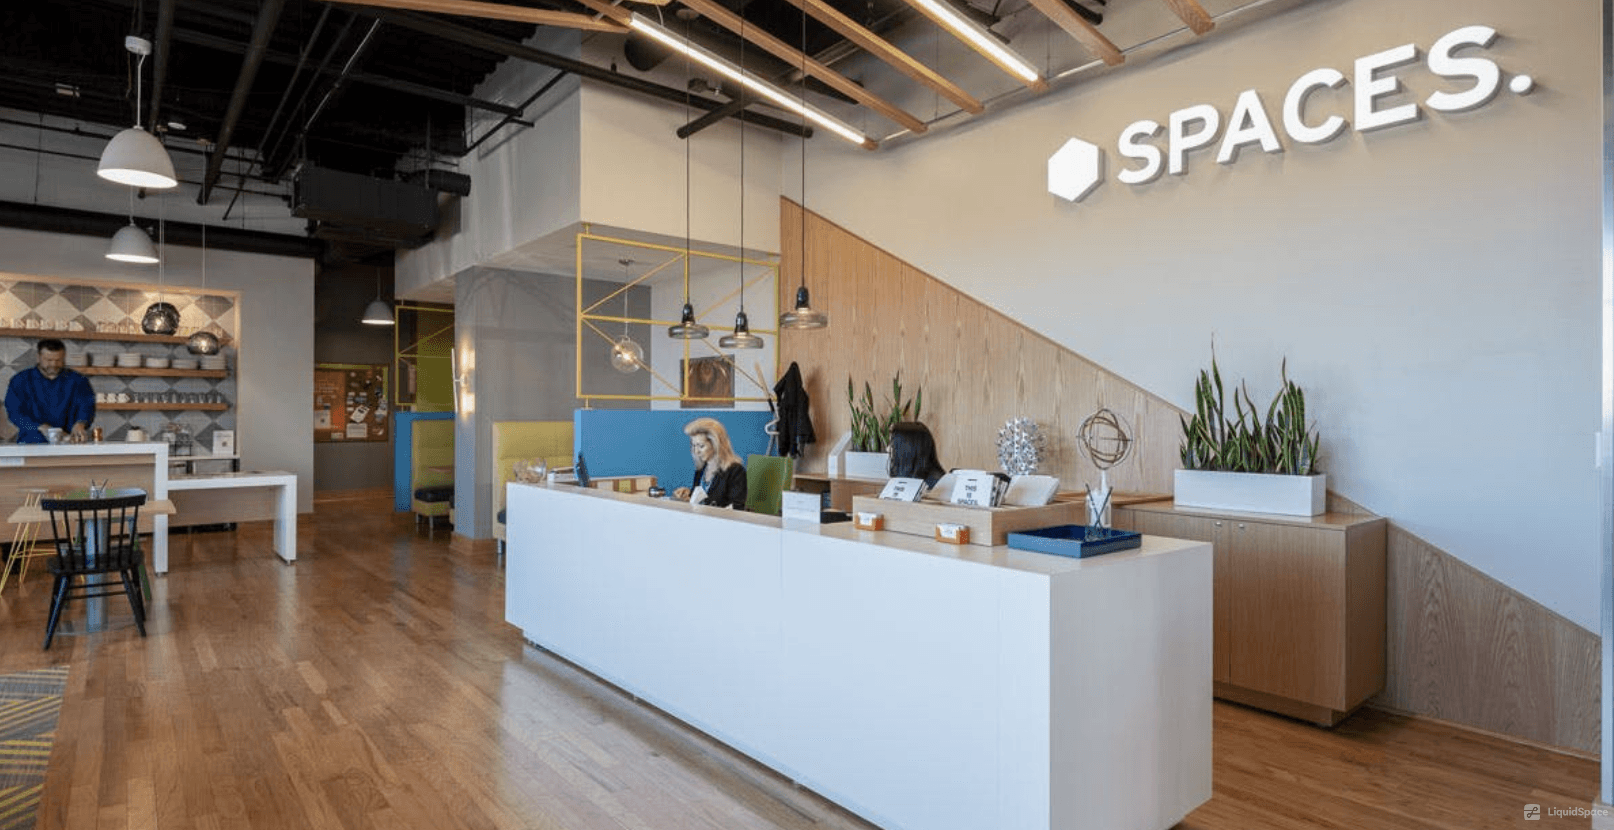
[
  {"left": 846, "top": 372, "right": 922, "bottom": 452},
  {"left": 1180, "top": 355, "right": 1319, "bottom": 475}
]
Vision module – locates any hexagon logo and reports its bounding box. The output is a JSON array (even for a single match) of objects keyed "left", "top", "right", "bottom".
[{"left": 1047, "top": 137, "right": 1104, "bottom": 203}]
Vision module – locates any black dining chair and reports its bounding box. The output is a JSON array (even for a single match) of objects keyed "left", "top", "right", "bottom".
[{"left": 40, "top": 491, "right": 147, "bottom": 650}]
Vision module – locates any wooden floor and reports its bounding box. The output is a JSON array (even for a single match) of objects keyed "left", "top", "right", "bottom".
[{"left": 0, "top": 493, "right": 1597, "bottom": 830}]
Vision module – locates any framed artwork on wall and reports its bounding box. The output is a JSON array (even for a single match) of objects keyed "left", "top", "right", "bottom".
[
  {"left": 681, "top": 355, "right": 734, "bottom": 409},
  {"left": 314, "top": 363, "right": 390, "bottom": 442}
]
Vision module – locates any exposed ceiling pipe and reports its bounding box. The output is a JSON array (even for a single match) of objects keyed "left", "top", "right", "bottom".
[
  {"left": 358, "top": 8, "right": 810, "bottom": 139},
  {"left": 0, "top": 200, "right": 322, "bottom": 259},
  {"left": 171, "top": 26, "right": 527, "bottom": 119},
  {"left": 198, "top": 0, "right": 287, "bottom": 205},
  {"left": 251, "top": 4, "right": 336, "bottom": 176},
  {"left": 145, "top": 0, "right": 176, "bottom": 132},
  {"left": 256, "top": 13, "right": 360, "bottom": 178},
  {"left": 296, "top": 20, "right": 385, "bottom": 157}
]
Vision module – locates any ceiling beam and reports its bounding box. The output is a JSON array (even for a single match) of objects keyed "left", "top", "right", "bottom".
[
  {"left": 671, "top": 0, "right": 927, "bottom": 134},
  {"left": 779, "top": 0, "right": 982, "bottom": 115},
  {"left": 327, "top": 0, "right": 626, "bottom": 33},
  {"left": 360, "top": 8, "right": 812, "bottom": 139},
  {"left": 199, "top": 0, "right": 287, "bottom": 204},
  {"left": 1021, "top": 0, "right": 1123, "bottom": 66},
  {"left": 893, "top": 0, "right": 1047, "bottom": 92},
  {"left": 146, "top": 0, "right": 177, "bottom": 130},
  {"left": 1160, "top": 0, "right": 1215, "bottom": 35}
]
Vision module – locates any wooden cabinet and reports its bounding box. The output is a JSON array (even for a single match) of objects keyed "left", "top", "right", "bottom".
[{"left": 1114, "top": 500, "right": 1386, "bottom": 726}]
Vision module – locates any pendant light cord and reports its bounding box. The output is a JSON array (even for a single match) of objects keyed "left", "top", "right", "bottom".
[
  {"left": 683, "top": 14, "right": 694, "bottom": 309},
  {"left": 799, "top": 5, "right": 808, "bottom": 293},
  {"left": 134, "top": 51, "right": 146, "bottom": 129},
  {"left": 737, "top": 13, "right": 746, "bottom": 315}
]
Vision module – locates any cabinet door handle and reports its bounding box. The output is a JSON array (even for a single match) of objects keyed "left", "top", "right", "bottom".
[
  {"left": 1213, "top": 521, "right": 1223, "bottom": 527},
  {"left": 1237, "top": 523, "right": 1246, "bottom": 530}
]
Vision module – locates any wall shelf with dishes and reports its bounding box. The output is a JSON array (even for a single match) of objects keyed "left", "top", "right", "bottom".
[
  {"left": 0, "top": 326, "right": 233, "bottom": 347},
  {"left": 99, "top": 402, "right": 230, "bottom": 412},
  {"left": 79, "top": 367, "right": 228, "bottom": 379}
]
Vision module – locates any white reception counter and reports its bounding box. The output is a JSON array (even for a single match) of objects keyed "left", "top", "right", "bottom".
[{"left": 505, "top": 482, "right": 1213, "bottom": 830}]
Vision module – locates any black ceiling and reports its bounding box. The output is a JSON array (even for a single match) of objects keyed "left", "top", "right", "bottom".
[{"left": 0, "top": 0, "right": 540, "bottom": 184}]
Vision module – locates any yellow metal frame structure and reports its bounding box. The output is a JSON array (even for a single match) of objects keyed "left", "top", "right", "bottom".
[
  {"left": 393, "top": 301, "right": 454, "bottom": 410},
  {"left": 577, "top": 230, "right": 780, "bottom": 406}
]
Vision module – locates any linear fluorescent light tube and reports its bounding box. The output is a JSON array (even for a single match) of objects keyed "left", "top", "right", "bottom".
[
  {"left": 909, "top": 0, "right": 1041, "bottom": 84},
  {"left": 628, "top": 13, "right": 870, "bottom": 148}
]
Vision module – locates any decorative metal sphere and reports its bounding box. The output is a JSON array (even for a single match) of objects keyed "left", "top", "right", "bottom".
[
  {"left": 1077, "top": 408, "right": 1134, "bottom": 471},
  {"left": 996, "top": 416, "right": 1048, "bottom": 476}
]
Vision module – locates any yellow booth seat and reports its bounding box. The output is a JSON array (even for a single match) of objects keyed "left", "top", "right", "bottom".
[
  {"left": 492, "top": 420, "right": 574, "bottom": 549},
  {"left": 411, "top": 419, "right": 455, "bottom": 529}
]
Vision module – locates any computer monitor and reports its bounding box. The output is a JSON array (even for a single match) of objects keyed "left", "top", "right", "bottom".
[{"left": 574, "top": 452, "right": 591, "bottom": 489}]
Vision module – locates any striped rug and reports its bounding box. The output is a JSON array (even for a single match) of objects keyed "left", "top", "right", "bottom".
[{"left": 0, "top": 666, "right": 68, "bottom": 830}]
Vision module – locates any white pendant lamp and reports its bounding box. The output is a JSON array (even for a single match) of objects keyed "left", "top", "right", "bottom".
[
  {"left": 108, "top": 187, "right": 159, "bottom": 264},
  {"left": 717, "top": 23, "right": 764, "bottom": 352},
  {"left": 362, "top": 268, "right": 393, "bottom": 325},
  {"left": 779, "top": 6, "right": 828, "bottom": 332},
  {"left": 106, "top": 221, "right": 159, "bottom": 264},
  {"left": 98, "top": 36, "right": 177, "bottom": 190}
]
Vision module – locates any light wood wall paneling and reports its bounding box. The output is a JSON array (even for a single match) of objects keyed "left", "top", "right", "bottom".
[
  {"left": 779, "top": 198, "right": 1184, "bottom": 497},
  {"left": 1375, "top": 524, "right": 1599, "bottom": 754},
  {"left": 779, "top": 198, "right": 1599, "bottom": 755}
]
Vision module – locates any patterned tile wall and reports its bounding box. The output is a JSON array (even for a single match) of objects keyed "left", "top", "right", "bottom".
[{"left": 0, "top": 278, "right": 238, "bottom": 448}]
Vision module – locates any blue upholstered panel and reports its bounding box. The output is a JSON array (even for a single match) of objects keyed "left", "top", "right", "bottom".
[{"left": 573, "top": 409, "right": 776, "bottom": 498}]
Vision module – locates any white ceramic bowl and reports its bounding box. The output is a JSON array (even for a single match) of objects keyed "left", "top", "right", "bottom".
[{"left": 145, "top": 357, "right": 170, "bottom": 369}]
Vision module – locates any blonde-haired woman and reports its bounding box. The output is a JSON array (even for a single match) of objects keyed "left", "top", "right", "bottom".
[{"left": 673, "top": 417, "right": 748, "bottom": 509}]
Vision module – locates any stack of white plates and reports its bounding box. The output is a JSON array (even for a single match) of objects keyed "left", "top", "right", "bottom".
[
  {"left": 145, "top": 356, "right": 170, "bottom": 369},
  {"left": 89, "top": 353, "right": 115, "bottom": 367},
  {"left": 116, "top": 352, "right": 142, "bottom": 368},
  {"left": 65, "top": 353, "right": 87, "bottom": 367},
  {"left": 199, "top": 355, "right": 227, "bottom": 371},
  {"left": 171, "top": 358, "right": 199, "bottom": 370}
]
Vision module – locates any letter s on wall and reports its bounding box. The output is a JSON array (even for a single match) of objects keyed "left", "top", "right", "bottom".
[{"left": 1425, "top": 25, "right": 1502, "bottom": 113}]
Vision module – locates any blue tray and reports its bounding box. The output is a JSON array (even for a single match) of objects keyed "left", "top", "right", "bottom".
[{"left": 1006, "top": 525, "right": 1142, "bottom": 559}]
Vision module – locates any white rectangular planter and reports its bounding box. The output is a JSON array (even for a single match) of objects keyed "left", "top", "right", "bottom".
[
  {"left": 1174, "top": 470, "right": 1326, "bottom": 516},
  {"left": 842, "top": 450, "right": 891, "bottom": 481}
]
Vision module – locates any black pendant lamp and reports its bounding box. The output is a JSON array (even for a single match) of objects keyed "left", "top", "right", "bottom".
[
  {"left": 779, "top": 3, "right": 828, "bottom": 331},
  {"left": 717, "top": 27, "right": 764, "bottom": 352}
]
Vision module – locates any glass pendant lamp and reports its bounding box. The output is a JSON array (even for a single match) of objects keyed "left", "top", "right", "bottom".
[
  {"left": 669, "top": 21, "right": 710, "bottom": 341},
  {"left": 718, "top": 26, "right": 764, "bottom": 351},
  {"left": 186, "top": 224, "right": 221, "bottom": 354},
  {"left": 610, "top": 259, "right": 645, "bottom": 372},
  {"left": 140, "top": 196, "right": 178, "bottom": 335},
  {"left": 779, "top": 5, "right": 828, "bottom": 331}
]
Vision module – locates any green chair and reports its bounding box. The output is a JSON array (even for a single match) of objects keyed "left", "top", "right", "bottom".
[{"left": 746, "top": 455, "right": 794, "bottom": 516}]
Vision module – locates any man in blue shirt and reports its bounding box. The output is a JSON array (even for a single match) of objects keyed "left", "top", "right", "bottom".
[{"left": 5, "top": 338, "right": 95, "bottom": 444}]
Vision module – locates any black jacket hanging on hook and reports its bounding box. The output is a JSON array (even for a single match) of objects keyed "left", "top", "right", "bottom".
[{"left": 772, "top": 361, "right": 815, "bottom": 458}]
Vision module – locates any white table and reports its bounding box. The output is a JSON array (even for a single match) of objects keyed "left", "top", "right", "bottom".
[
  {"left": 166, "top": 471, "right": 297, "bottom": 571},
  {"left": 506, "top": 482, "right": 1213, "bottom": 830}
]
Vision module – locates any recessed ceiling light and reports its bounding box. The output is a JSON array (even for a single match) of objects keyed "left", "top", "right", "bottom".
[{"left": 166, "top": 119, "right": 186, "bottom": 132}]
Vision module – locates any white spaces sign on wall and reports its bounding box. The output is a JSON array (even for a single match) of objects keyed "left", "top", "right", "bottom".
[{"left": 1047, "top": 25, "right": 1532, "bottom": 202}]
